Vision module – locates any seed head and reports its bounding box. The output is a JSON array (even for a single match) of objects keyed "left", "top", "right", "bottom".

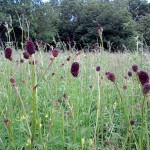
[
  {"left": 52, "top": 49, "right": 58, "bottom": 57},
  {"left": 26, "top": 41, "right": 35, "bottom": 55},
  {"left": 132, "top": 64, "right": 138, "bottom": 72},
  {"left": 5, "top": 48, "right": 12, "bottom": 60},
  {"left": 71, "top": 62, "right": 79, "bottom": 77},
  {"left": 137, "top": 71, "right": 149, "bottom": 85}
]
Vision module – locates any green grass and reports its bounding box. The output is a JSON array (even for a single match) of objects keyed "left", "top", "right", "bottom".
[{"left": 0, "top": 50, "right": 150, "bottom": 150}]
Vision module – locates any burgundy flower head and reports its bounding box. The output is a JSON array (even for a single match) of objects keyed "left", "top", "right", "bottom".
[
  {"left": 71, "top": 62, "right": 79, "bottom": 77},
  {"left": 5, "top": 48, "right": 12, "bottom": 60},
  {"left": 67, "top": 57, "right": 70, "bottom": 61},
  {"left": 96, "top": 66, "right": 100, "bottom": 72},
  {"left": 142, "top": 83, "right": 150, "bottom": 95},
  {"left": 107, "top": 72, "right": 116, "bottom": 82},
  {"left": 128, "top": 71, "right": 132, "bottom": 77},
  {"left": 23, "top": 51, "right": 30, "bottom": 59},
  {"left": 52, "top": 49, "right": 58, "bottom": 57},
  {"left": 132, "top": 64, "right": 138, "bottom": 72},
  {"left": 130, "top": 120, "right": 135, "bottom": 126},
  {"left": 26, "top": 41, "right": 35, "bottom": 55},
  {"left": 137, "top": 71, "right": 149, "bottom": 85}
]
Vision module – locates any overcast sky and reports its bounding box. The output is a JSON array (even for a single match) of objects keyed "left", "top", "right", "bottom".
[{"left": 43, "top": 0, "right": 150, "bottom": 3}]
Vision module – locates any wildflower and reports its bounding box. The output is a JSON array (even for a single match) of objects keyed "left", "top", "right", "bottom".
[
  {"left": 67, "top": 57, "right": 70, "bottom": 61},
  {"left": 128, "top": 71, "right": 132, "bottom": 77},
  {"left": 23, "top": 51, "right": 30, "bottom": 59},
  {"left": 107, "top": 72, "right": 116, "bottom": 82},
  {"left": 5, "top": 48, "right": 12, "bottom": 60},
  {"left": 71, "top": 62, "right": 79, "bottom": 77},
  {"left": 96, "top": 66, "right": 100, "bottom": 71},
  {"left": 26, "top": 41, "right": 35, "bottom": 55},
  {"left": 132, "top": 64, "right": 138, "bottom": 72},
  {"left": 137, "top": 71, "right": 149, "bottom": 85},
  {"left": 10, "top": 77, "right": 15, "bottom": 84},
  {"left": 52, "top": 49, "right": 58, "bottom": 57},
  {"left": 130, "top": 120, "right": 135, "bottom": 126},
  {"left": 142, "top": 82, "right": 150, "bottom": 95}
]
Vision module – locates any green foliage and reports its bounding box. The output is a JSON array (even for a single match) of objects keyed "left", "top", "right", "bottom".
[{"left": 0, "top": 0, "right": 150, "bottom": 50}]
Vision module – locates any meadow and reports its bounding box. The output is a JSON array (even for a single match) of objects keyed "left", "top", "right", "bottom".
[{"left": 0, "top": 47, "right": 150, "bottom": 150}]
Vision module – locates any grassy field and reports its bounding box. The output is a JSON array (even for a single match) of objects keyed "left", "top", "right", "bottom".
[{"left": 0, "top": 50, "right": 150, "bottom": 150}]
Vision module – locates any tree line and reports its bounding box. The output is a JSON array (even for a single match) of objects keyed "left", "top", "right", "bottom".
[{"left": 0, "top": 0, "right": 150, "bottom": 51}]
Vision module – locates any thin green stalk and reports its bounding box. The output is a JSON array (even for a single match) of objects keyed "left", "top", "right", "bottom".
[
  {"left": 30, "top": 56, "right": 37, "bottom": 149},
  {"left": 94, "top": 72, "right": 101, "bottom": 148},
  {"left": 15, "top": 86, "right": 31, "bottom": 136},
  {"left": 7, "top": 62, "right": 17, "bottom": 150},
  {"left": 145, "top": 97, "right": 149, "bottom": 150},
  {"left": 140, "top": 96, "right": 146, "bottom": 150}
]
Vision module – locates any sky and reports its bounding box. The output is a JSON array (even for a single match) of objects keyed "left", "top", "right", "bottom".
[{"left": 43, "top": 0, "right": 150, "bottom": 3}]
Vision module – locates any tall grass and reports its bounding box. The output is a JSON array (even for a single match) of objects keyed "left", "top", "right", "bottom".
[{"left": 0, "top": 50, "right": 150, "bottom": 149}]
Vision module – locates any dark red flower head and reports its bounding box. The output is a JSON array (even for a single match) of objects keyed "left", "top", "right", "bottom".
[
  {"left": 132, "top": 64, "right": 138, "bottom": 72},
  {"left": 130, "top": 120, "right": 135, "bottom": 126},
  {"left": 96, "top": 66, "right": 100, "bottom": 71},
  {"left": 67, "top": 57, "right": 70, "bottom": 61},
  {"left": 52, "top": 49, "right": 58, "bottom": 57},
  {"left": 71, "top": 62, "right": 79, "bottom": 77},
  {"left": 23, "top": 51, "right": 30, "bottom": 59},
  {"left": 137, "top": 71, "right": 149, "bottom": 85},
  {"left": 5, "top": 48, "right": 12, "bottom": 60},
  {"left": 142, "top": 82, "right": 150, "bottom": 95},
  {"left": 107, "top": 72, "right": 116, "bottom": 82},
  {"left": 26, "top": 41, "right": 35, "bottom": 55},
  {"left": 128, "top": 71, "right": 132, "bottom": 77}
]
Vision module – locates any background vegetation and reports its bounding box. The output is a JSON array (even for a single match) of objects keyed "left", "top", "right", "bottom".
[{"left": 0, "top": 0, "right": 150, "bottom": 50}]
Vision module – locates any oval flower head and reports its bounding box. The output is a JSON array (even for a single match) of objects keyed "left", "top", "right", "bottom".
[
  {"left": 23, "top": 51, "right": 30, "bottom": 59},
  {"left": 71, "top": 62, "right": 80, "bottom": 77},
  {"left": 5, "top": 48, "right": 12, "bottom": 60},
  {"left": 26, "top": 41, "right": 35, "bottom": 55},
  {"left": 137, "top": 70, "right": 149, "bottom": 85},
  {"left": 132, "top": 64, "right": 138, "bottom": 72},
  {"left": 96, "top": 66, "right": 100, "bottom": 72},
  {"left": 142, "top": 82, "right": 150, "bottom": 95},
  {"left": 107, "top": 72, "right": 116, "bottom": 82},
  {"left": 52, "top": 49, "right": 58, "bottom": 57}
]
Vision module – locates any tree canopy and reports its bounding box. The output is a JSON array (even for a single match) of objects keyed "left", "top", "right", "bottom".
[{"left": 0, "top": 0, "right": 150, "bottom": 50}]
